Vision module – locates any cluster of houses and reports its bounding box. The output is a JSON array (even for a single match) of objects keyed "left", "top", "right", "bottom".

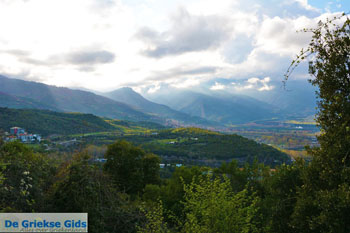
[
  {"left": 3, "top": 127, "right": 41, "bottom": 143},
  {"left": 159, "top": 163, "right": 183, "bottom": 168}
]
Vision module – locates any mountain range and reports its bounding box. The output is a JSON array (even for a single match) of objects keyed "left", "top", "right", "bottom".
[
  {"left": 0, "top": 75, "right": 216, "bottom": 127},
  {"left": 103, "top": 87, "right": 216, "bottom": 126},
  {"left": 0, "top": 75, "right": 153, "bottom": 122},
  {"left": 144, "top": 89, "right": 282, "bottom": 124},
  {"left": 0, "top": 75, "right": 317, "bottom": 127}
]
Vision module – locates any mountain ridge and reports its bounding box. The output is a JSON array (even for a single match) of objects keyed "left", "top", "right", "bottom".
[
  {"left": 0, "top": 75, "right": 160, "bottom": 123},
  {"left": 0, "top": 75, "right": 217, "bottom": 127},
  {"left": 145, "top": 89, "right": 282, "bottom": 124},
  {"left": 103, "top": 87, "right": 219, "bottom": 127}
]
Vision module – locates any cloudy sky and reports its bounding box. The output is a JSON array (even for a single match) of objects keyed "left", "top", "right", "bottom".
[{"left": 0, "top": 0, "right": 348, "bottom": 92}]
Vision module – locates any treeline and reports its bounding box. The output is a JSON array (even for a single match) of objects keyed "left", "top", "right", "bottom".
[
  {"left": 0, "top": 137, "right": 346, "bottom": 233},
  {"left": 0, "top": 139, "right": 301, "bottom": 232}
]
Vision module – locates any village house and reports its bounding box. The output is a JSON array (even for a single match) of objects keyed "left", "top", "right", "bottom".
[{"left": 4, "top": 127, "right": 41, "bottom": 143}]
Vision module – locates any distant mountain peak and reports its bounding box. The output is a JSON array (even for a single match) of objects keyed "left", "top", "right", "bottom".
[{"left": 119, "top": 87, "right": 134, "bottom": 91}]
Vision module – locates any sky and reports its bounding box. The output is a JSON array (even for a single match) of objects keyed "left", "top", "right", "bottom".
[{"left": 0, "top": 0, "right": 348, "bottom": 93}]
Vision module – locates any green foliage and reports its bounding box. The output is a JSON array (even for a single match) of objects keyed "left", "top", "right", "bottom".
[
  {"left": 0, "top": 107, "right": 117, "bottom": 136},
  {"left": 50, "top": 152, "right": 143, "bottom": 233},
  {"left": 139, "top": 174, "right": 262, "bottom": 233},
  {"left": 169, "top": 127, "right": 220, "bottom": 136},
  {"left": 262, "top": 162, "right": 304, "bottom": 233},
  {"left": 125, "top": 128, "right": 289, "bottom": 165},
  {"left": 159, "top": 166, "right": 204, "bottom": 221},
  {"left": 286, "top": 15, "right": 350, "bottom": 232},
  {"left": 104, "top": 140, "right": 160, "bottom": 195},
  {"left": 182, "top": 175, "right": 261, "bottom": 233},
  {"left": 214, "top": 160, "right": 248, "bottom": 192},
  {"left": 0, "top": 141, "right": 55, "bottom": 212},
  {"left": 137, "top": 201, "right": 171, "bottom": 233},
  {"left": 0, "top": 92, "right": 59, "bottom": 111},
  {"left": 303, "top": 15, "right": 350, "bottom": 183},
  {"left": 143, "top": 184, "right": 162, "bottom": 204}
]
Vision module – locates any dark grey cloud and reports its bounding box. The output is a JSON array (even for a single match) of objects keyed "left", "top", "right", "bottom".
[
  {"left": 65, "top": 50, "right": 115, "bottom": 65},
  {"left": 2, "top": 49, "right": 51, "bottom": 66},
  {"left": 20, "top": 57, "right": 49, "bottom": 66},
  {"left": 136, "top": 27, "right": 159, "bottom": 44},
  {"left": 4, "top": 48, "right": 115, "bottom": 70},
  {"left": 136, "top": 8, "right": 233, "bottom": 58},
  {"left": 4, "top": 49, "right": 31, "bottom": 56}
]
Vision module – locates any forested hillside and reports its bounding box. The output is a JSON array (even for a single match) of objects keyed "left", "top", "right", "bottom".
[
  {"left": 0, "top": 92, "right": 60, "bottom": 111},
  {"left": 119, "top": 127, "right": 289, "bottom": 164},
  {"left": 0, "top": 107, "right": 116, "bottom": 136}
]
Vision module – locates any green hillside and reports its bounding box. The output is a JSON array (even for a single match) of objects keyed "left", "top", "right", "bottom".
[
  {"left": 0, "top": 92, "right": 59, "bottom": 111},
  {"left": 0, "top": 107, "right": 289, "bottom": 166},
  {"left": 0, "top": 107, "right": 117, "bottom": 136},
  {"left": 97, "top": 127, "right": 291, "bottom": 165}
]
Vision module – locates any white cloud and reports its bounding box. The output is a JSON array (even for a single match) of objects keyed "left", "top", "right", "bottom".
[
  {"left": 171, "top": 78, "right": 201, "bottom": 89},
  {"left": 255, "top": 15, "right": 314, "bottom": 56},
  {"left": 136, "top": 7, "right": 234, "bottom": 58},
  {"left": 0, "top": 0, "right": 345, "bottom": 91},
  {"left": 232, "top": 77, "right": 275, "bottom": 91},
  {"left": 147, "top": 83, "right": 161, "bottom": 94},
  {"left": 247, "top": 77, "right": 260, "bottom": 84},
  {"left": 294, "top": 0, "right": 319, "bottom": 12},
  {"left": 210, "top": 82, "right": 226, "bottom": 90}
]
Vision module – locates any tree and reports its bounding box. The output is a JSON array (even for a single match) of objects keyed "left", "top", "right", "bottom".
[
  {"left": 139, "top": 175, "right": 262, "bottom": 233},
  {"left": 182, "top": 175, "right": 261, "bottom": 233},
  {"left": 285, "top": 14, "right": 350, "bottom": 232},
  {"left": 0, "top": 129, "right": 4, "bottom": 146},
  {"left": 103, "top": 140, "right": 160, "bottom": 195},
  {"left": 0, "top": 141, "right": 54, "bottom": 212},
  {"left": 50, "top": 152, "right": 143, "bottom": 233},
  {"left": 159, "top": 166, "right": 203, "bottom": 222},
  {"left": 262, "top": 163, "right": 304, "bottom": 233}
]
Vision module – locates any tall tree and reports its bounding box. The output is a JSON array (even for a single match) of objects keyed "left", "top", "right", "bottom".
[{"left": 285, "top": 15, "right": 350, "bottom": 232}]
